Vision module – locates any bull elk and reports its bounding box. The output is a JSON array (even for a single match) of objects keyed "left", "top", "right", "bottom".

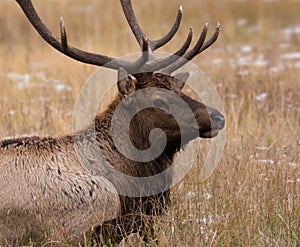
[{"left": 0, "top": 0, "right": 225, "bottom": 245}]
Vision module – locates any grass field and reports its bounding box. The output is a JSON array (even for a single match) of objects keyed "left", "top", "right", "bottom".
[{"left": 0, "top": 0, "right": 299, "bottom": 246}]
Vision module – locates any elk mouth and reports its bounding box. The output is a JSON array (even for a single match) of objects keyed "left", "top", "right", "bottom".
[
  {"left": 189, "top": 126, "right": 221, "bottom": 139},
  {"left": 198, "top": 112, "right": 225, "bottom": 138},
  {"left": 199, "top": 129, "right": 220, "bottom": 138}
]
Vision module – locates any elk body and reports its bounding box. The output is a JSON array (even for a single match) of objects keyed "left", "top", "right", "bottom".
[{"left": 0, "top": 0, "right": 225, "bottom": 245}]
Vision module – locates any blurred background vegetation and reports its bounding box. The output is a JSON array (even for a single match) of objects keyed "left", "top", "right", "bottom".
[{"left": 0, "top": 0, "right": 299, "bottom": 246}]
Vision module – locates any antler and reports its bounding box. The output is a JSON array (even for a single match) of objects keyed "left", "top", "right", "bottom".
[
  {"left": 15, "top": 0, "right": 149, "bottom": 72},
  {"left": 16, "top": 0, "right": 220, "bottom": 75}
]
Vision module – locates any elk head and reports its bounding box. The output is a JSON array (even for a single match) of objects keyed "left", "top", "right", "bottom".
[{"left": 115, "top": 69, "right": 225, "bottom": 154}]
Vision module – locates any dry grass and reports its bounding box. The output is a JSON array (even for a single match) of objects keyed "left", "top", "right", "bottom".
[{"left": 0, "top": 0, "right": 299, "bottom": 246}]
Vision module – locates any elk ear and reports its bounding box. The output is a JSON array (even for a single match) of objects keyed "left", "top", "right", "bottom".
[
  {"left": 117, "top": 67, "right": 137, "bottom": 97},
  {"left": 173, "top": 72, "right": 189, "bottom": 91}
]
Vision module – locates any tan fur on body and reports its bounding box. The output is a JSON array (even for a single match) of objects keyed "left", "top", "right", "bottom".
[{"left": 0, "top": 134, "right": 120, "bottom": 244}]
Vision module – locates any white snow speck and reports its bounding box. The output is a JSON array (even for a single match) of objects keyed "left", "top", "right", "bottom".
[
  {"left": 255, "top": 93, "right": 268, "bottom": 101},
  {"left": 240, "top": 45, "right": 252, "bottom": 53},
  {"left": 257, "top": 159, "right": 274, "bottom": 164},
  {"left": 236, "top": 18, "right": 247, "bottom": 27},
  {"left": 280, "top": 52, "right": 300, "bottom": 60},
  {"left": 9, "top": 110, "right": 16, "bottom": 115}
]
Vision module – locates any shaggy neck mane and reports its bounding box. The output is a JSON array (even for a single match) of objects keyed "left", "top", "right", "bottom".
[
  {"left": 92, "top": 95, "right": 179, "bottom": 174},
  {"left": 81, "top": 95, "right": 177, "bottom": 217}
]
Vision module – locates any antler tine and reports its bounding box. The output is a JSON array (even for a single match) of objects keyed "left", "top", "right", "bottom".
[
  {"left": 59, "top": 17, "right": 68, "bottom": 52},
  {"left": 163, "top": 23, "right": 220, "bottom": 73},
  {"left": 15, "top": 0, "right": 148, "bottom": 71},
  {"left": 183, "top": 23, "right": 209, "bottom": 61},
  {"left": 120, "top": 0, "right": 182, "bottom": 52},
  {"left": 199, "top": 22, "right": 221, "bottom": 53},
  {"left": 120, "top": 0, "right": 145, "bottom": 48},
  {"left": 151, "top": 5, "right": 183, "bottom": 50},
  {"left": 146, "top": 28, "right": 193, "bottom": 71}
]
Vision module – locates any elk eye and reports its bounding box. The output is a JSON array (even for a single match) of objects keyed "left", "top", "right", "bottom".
[{"left": 153, "top": 99, "right": 169, "bottom": 111}]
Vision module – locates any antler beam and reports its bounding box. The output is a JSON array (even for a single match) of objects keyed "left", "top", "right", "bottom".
[{"left": 15, "top": 0, "right": 149, "bottom": 72}]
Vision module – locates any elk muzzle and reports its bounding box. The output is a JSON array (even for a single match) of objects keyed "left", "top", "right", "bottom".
[
  {"left": 198, "top": 107, "right": 225, "bottom": 138},
  {"left": 184, "top": 95, "right": 225, "bottom": 139}
]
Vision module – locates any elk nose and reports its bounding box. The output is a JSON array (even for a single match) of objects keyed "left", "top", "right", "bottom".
[{"left": 210, "top": 113, "right": 225, "bottom": 129}]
